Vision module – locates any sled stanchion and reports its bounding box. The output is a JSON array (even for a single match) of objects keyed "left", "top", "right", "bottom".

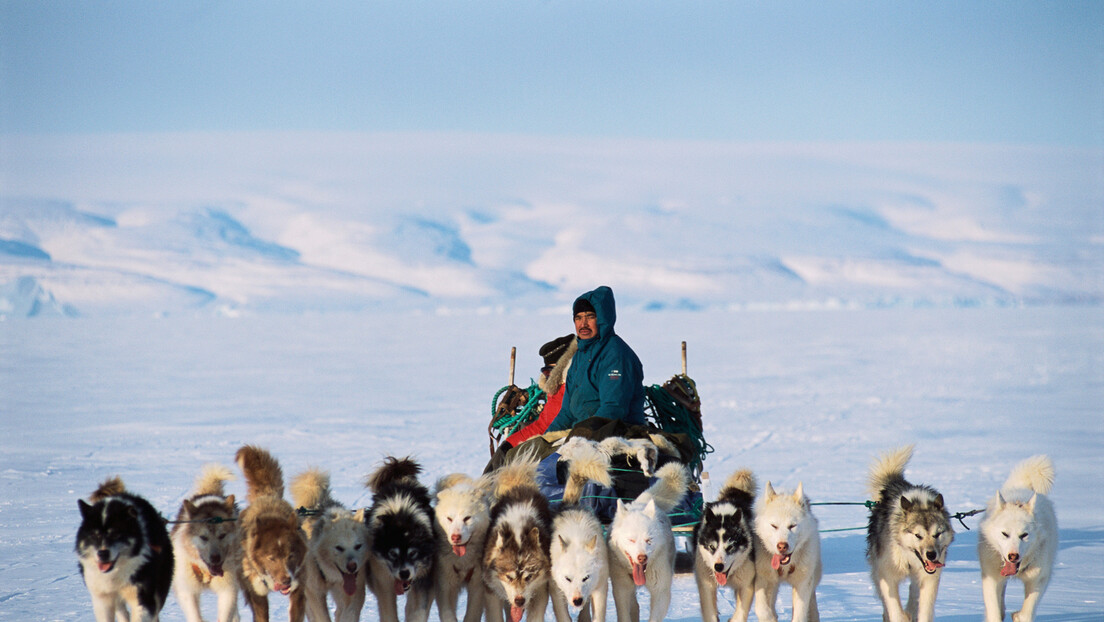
[
  {"left": 509, "top": 346, "right": 516, "bottom": 387},
  {"left": 681, "top": 341, "right": 687, "bottom": 376}
]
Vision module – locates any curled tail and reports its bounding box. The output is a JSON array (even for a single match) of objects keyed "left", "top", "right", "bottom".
[
  {"left": 492, "top": 451, "right": 540, "bottom": 498},
  {"left": 90, "top": 476, "right": 126, "bottom": 502},
  {"left": 236, "top": 444, "right": 285, "bottom": 501},
  {"left": 561, "top": 441, "right": 613, "bottom": 506},
  {"left": 637, "top": 462, "right": 690, "bottom": 513},
  {"left": 867, "top": 444, "right": 914, "bottom": 501},
  {"left": 290, "top": 467, "right": 333, "bottom": 510},
  {"left": 192, "top": 463, "right": 235, "bottom": 497},
  {"left": 719, "top": 468, "right": 757, "bottom": 498},
  {"left": 366, "top": 456, "right": 422, "bottom": 493},
  {"left": 1004, "top": 454, "right": 1054, "bottom": 495}
]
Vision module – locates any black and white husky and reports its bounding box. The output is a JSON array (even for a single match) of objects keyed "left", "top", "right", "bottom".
[
  {"left": 365, "top": 456, "right": 438, "bottom": 622},
  {"left": 76, "top": 476, "right": 174, "bottom": 622},
  {"left": 866, "top": 445, "right": 955, "bottom": 622},
  {"left": 693, "top": 469, "right": 757, "bottom": 622}
]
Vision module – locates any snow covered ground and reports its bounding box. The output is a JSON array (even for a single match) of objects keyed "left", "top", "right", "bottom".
[{"left": 2, "top": 306, "right": 1101, "bottom": 620}]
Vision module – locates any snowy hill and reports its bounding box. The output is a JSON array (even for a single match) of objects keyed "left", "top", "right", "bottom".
[{"left": 1, "top": 133, "right": 1101, "bottom": 317}]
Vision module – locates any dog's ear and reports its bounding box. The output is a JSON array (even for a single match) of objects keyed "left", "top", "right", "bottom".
[
  {"left": 900, "top": 496, "right": 914, "bottom": 512},
  {"left": 1026, "top": 492, "right": 1038, "bottom": 513},
  {"left": 995, "top": 492, "right": 1006, "bottom": 509},
  {"left": 78, "top": 499, "right": 93, "bottom": 518},
  {"left": 558, "top": 534, "right": 569, "bottom": 551},
  {"left": 764, "top": 481, "right": 776, "bottom": 500},
  {"left": 183, "top": 499, "right": 198, "bottom": 518},
  {"left": 616, "top": 499, "right": 626, "bottom": 514},
  {"left": 585, "top": 533, "right": 599, "bottom": 552},
  {"left": 224, "top": 494, "right": 236, "bottom": 512},
  {"left": 731, "top": 506, "right": 742, "bottom": 522},
  {"left": 643, "top": 499, "right": 657, "bottom": 519},
  {"left": 354, "top": 507, "right": 367, "bottom": 523},
  {"left": 933, "top": 494, "right": 945, "bottom": 511},
  {"left": 793, "top": 482, "right": 805, "bottom": 505},
  {"left": 526, "top": 526, "right": 542, "bottom": 548}
]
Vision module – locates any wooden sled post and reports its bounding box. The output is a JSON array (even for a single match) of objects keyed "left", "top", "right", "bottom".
[
  {"left": 681, "top": 340, "right": 687, "bottom": 376},
  {"left": 509, "top": 346, "right": 516, "bottom": 386}
]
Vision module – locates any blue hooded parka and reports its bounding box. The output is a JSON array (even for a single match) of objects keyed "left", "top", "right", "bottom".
[{"left": 546, "top": 286, "right": 646, "bottom": 432}]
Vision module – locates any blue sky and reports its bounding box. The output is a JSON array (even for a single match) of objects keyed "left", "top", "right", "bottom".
[{"left": 2, "top": 1, "right": 1102, "bottom": 145}]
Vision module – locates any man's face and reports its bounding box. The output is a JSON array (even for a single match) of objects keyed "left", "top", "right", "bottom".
[{"left": 574, "top": 311, "right": 597, "bottom": 340}]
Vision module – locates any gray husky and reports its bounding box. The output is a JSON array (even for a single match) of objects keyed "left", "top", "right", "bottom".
[{"left": 866, "top": 445, "right": 954, "bottom": 622}]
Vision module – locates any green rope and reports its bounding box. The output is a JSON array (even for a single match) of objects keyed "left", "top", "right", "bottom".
[
  {"left": 490, "top": 381, "right": 546, "bottom": 437},
  {"left": 643, "top": 381, "right": 713, "bottom": 474}
]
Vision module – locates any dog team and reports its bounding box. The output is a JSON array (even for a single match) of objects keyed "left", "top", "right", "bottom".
[{"left": 75, "top": 442, "right": 1058, "bottom": 622}]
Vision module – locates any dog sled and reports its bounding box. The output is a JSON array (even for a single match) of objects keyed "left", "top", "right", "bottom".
[{"left": 488, "top": 342, "right": 711, "bottom": 551}]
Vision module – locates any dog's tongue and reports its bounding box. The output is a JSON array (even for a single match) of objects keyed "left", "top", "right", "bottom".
[
  {"left": 771, "top": 554, "right": 790, "bottom": 570},
  {"left": 393, "top": 579, "right": 406, "bottom": 596},
  {"left": 343, "top": 572, "right": 357, "bottom": 595},
  {"left": 510, "top": 605, "right": 525, "bottom": 622},
  {"left": 97, "top": 561, "right": 114, "bottom": 573},
  {"left": 276, "top": 584, "right": 292, "bottom": 595},
  {"left": 1000, "top": 559, "right": 1019, "bottom": 577},
  {"left": 208, "top": 563, "right": 224, "bottom": 577},
  {"left": 452, "top": 543, "right": 467, "bottom": 557},
  {"left": 631, "top": 561, "right": 647, "bottom": 586},
  {"left": 714, "top": 570, "right": 727, "bottom": 585},
  {"left": 923, "top": 559, "right": 945, "bottom": 574}
]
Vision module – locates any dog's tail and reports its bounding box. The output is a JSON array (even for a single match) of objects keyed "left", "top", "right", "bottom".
[
  {"left": 867, "top": 444, "right": 914, "bottom": 501},
  {"left": 290, "top": 467, "right": 334, "bottom": 510},
  {"left": 1004, "top": 454, "right": 1054, "bottom": 495},
  {"left": 89, "top": 476, "right": 126, "bottom": 502},
  {"left": 718, "top": 468, "right": 757, "bottom": 499},
  {"left": 561, "top": 442, "right": 613, "bottom": 506},
  {"left": 236, "top": 445, "right": 285, "bottom": 502},
  {"left": 192, "top": 463, "right": 235, "bottom": 497},
  {"left": 366, "top": 456, "right": 422, "bottom": 493},
  {"left": 636, "top": 462, "right": 690, "bottom": 513},
  {"left": 434, "top": 473, "right": 473, "bottom": 495},
  {"left": 492, "top": 450, "right": 540, "bottom": 498}
]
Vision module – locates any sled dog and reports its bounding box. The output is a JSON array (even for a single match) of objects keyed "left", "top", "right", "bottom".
[
  {"left": 753, "top": 481, "right": 821, "bottom": 622},
  {"left": 607, "top": 462, "right": 690, "bottom": 622},
  {"left": 365, "top": 457, "right": 437, "bottom": 622},
  {"left": 866, "top": 445, "right": 954, "bottom": 622},
  {"left": 482, "top": 453, "right": 554, "bottom": 622},
  {"left": 433, "top": 472, "right": 494, "bottom": 622},
  {"left": 550, "top": 508, "right": 609, "bottom": 622},
  {"left": 693, "top": 469, "right": 757, "bottom": 622},
  {"left": 172, "top": 464, "right": 241, "bottom": 622},
  {"left": 550, "top": 441, "right": 613, "bottom": 622},
  {"left": 290, "top": 468, "right": 370, "bottom": 622},
  {"left": 236, "top": 445, "right": 310, "bottom": 622},
  {"left": 76, "top": 477, "right": 174, "bottom": 622},
  {"left": 977, "top": 455, "right": 1057, "bottom": 622}
]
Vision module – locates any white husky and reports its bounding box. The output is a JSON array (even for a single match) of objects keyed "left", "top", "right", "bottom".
[
  {"left": 290, "top": 467, "right": 371, "bottom": 622},
  {"left": 753, "top": 482, "right": 822, "bottom": 622},
  {"left": 550, "top": 440, "right": 614, "bottom": 622},
  {"left": 607, "top": 462, "right": 690, "bottom": 622},
  {"left": 550, "top": 509, "right": 609, "bottom": 622},
  {"left": 978, "top": 455, "right": 1057, "bottom": 622},
  {"left": 433, "top": 472, "right": 494, "bottom": 622}
]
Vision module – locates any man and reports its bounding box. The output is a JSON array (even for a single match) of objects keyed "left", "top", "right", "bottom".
[{"left": 546, "top": 285, "right": 646, "bottom": 432}]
